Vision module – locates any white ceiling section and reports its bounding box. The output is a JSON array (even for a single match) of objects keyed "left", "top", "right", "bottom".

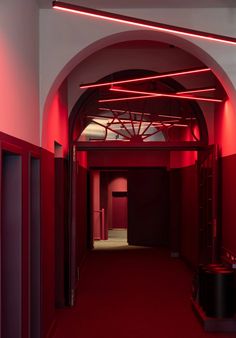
[{"left": 38, "top": 0, "right": 236, "bottom": 9}]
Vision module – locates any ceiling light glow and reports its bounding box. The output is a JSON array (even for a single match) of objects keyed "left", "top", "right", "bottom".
[
  {"left": 79, "top": 68, "right": 211, "bottom": 89},
  {"left": 52, "top": 1, "right": 236, "bottom": 46},
  {"left": 106, "top": 87, "right": 223, "bottom": 103}
]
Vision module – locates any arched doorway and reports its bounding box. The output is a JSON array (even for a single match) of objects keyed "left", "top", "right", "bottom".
[{"left": 67, "top": 57, "right": 225, "bottom": 305}]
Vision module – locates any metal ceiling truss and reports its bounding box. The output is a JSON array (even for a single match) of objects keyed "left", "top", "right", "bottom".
[{"left": 82, "top": 108, "right": 200, "bottom": 143}]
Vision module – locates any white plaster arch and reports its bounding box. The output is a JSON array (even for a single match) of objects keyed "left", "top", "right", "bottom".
[{"left": 42, "top": 29, "right": 236, "bottom": 155}]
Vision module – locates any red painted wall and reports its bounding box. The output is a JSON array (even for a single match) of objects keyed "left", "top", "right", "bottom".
[
  {"left": 107, "top": 174, "right": 127, "bottom": 230},
  {"left": 215, "top": 100, "right": 236, "bottom": 157},
  {"left": 112, "top": 196, "right": 128, "bottom": 229},
  {"left": 91, "top": 170, "right": 101, "bottom": 240},
  {"left": 221, "top": 154, "right": 236, "bottom": 256},
  {"left": 42, "top": 80, "right": 68, "bottom": 157},
  {"left": 170, "top": 150, "right": 197, "bottom": 169},
  {"left": 100, "top": 172, "right": 128, "bottom": 232},
  {"left": 88, "top": 150, "right": 170, "bottom": 167}
]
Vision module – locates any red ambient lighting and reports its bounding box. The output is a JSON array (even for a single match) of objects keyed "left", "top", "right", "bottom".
[
  {"left": 52, "top": 1, "right": 236, "bottom": 45},
  {"left": 79, "top": 68, "right": 211, "bottom": 89},
  {"left": 100, "top": 87, "right": 223, "bottom": 103}
]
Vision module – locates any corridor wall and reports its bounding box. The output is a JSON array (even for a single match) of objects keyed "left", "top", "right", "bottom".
[
  {"left": 2, "top": 1, "right": 236, "bottom": 338},
  {"left": 0, "top": 2, "right": 41, "bottom": 336},
  {"left": 0, "top": 132, "right": 40, "bottom": 338}
]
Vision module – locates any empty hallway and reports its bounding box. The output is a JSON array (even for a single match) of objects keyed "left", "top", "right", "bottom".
[
  {"left": 2, "top": 2, "right": 236, "bottom": 338},
  {"left": 51, "top": 246, "right": 234, "bottom": 338}
]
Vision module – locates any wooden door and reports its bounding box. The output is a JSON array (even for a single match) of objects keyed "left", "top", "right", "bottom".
[
  {"left": 112, "top": 193, "right": 128, "bottom": 229},
  {"left": 128, "top": 168, "right": 169, "bottom": 247}
]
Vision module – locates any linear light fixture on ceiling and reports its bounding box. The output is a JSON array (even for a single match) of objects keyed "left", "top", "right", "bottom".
[
  {"left": 177, "top": 87, "right": 216, "bottom": 95},
  {"left": 158, "top": 114, "right": 182, "bottom": 119},
  {"left": 98, "top": 87, "right": 217, "bottom": 103},
  {"left": 99, "top": 94, "right": 158, "bottom": 103},
  {"left": 173, "top": 124, "right": 188, "bottom": 127},
  {"left": 98, "top": 109, "right": 196, "bottom": 120},
  {"left": 79, "top": 68, "right": 211, "bottom": 89},
  {"left": 98, "top": 107, "right": 151, "bottom": 116},
  {"left": 98, "top": 87, "right": 223, "bottom": 103},
  {"left": 52, "top": 2, "right": 236, "bottom": 46},
  {"left": 110, "top": 87, "right": 223, "bottom": 102}
]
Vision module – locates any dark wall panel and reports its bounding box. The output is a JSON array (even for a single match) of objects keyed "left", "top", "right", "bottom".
[
  {"left": 180, "top": 165, "right": 199, "bottom": 267},
  {"left": 76, "top": 165, "right": 88, "bottom": 266},
  {"left": 55, "top": 158, "right": 68, "bottom": 307},
  {"left": 40, "top": 149, "right": 55, "bottom": 338},
  {"left": 221, "top": 154, "right": 236, "bottom": 256},
  {"left": 88, "top": 150, "right": 170, "bottom": 168},
  {"left": 112, "top": 196, "right": 128, "bottom": 229},
  {"left": 128, "top": 168, "right": 169, "bottom": 247},
  {"left": 30, "top": 157, "right": 41, "bottom": 338},
  {"left": 169, "top": 169, "right": 182, "bottom": 254},
  {"left": 1, "top": 153, "right": 22, "bottom": 338}
]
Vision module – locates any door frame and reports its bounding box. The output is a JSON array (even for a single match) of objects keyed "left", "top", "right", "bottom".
[{"left": 67, "top": 143, "right": 217, "bottom": 306}]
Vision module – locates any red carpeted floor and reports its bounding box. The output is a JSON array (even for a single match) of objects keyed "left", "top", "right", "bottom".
[{"left": 51, "top": 248, "right": 235, "bottom": 338}]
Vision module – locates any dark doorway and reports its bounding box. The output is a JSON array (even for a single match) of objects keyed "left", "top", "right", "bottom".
[{"left": 128, "top": 168, "right": 169, "bottom": 247}]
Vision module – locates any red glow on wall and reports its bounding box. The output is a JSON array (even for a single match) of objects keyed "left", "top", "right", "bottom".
[
  {"left": 42, "top": 82, "right": 69, "bottom": 156},
  {"left": 77, "top": 151, "right": 88, "bottom": 168},
  {"left": 99, "top": 87, "right": 223, "bottom": 103},
  {"left": 80, "top": 68, "right": 211, "bottom": 89},
  {"left": 52, "top": 1, "right": 236, "bottom": 45},
  {"left": 215, "top": 100, "right": 236, "bottom": 156}
]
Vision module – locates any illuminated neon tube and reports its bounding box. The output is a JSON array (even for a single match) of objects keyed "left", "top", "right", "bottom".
[
  {"left": 79, "top": 68, "right": 211, "bottom": 89},
  {"left": 98, "top": 87, "right": 223, "bottom": 103},
  {"left": 52, "top": 1, "right": 236, "bottom": 46}
]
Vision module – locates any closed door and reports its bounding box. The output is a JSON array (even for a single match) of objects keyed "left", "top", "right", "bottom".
[
  {"left": 128, "top": 168, "right": 169, "bottom": 247},
  {"left": 112, "top": 194, "right": 128, "bottom": 229}
]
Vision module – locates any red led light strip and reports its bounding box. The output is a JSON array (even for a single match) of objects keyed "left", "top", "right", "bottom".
[
  {"left": 98, "top": 108, "right": 151, "bottom": 116},
  {"left": 99, "top": 87, "right": 223, "bottom": 103},
  {"left": 79, "top": 68, "right": 211, "bottom": 89},
  {"left": 158, "top": 114, "right": 182, "bottom": 119},
  {"left": 177, "top": 87, "right": 216, "bottom": 95},
  {"left": 52, "top": 1, "right": 236, "bottom": 45},
  {"left": 99, "top": 94, "right": 155, "bottom": 103}
]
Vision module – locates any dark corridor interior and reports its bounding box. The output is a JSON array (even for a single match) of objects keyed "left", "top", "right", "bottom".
[
  {"left": 92, "top": 163, "right": 200, "bottom": 264},
  {"left": 51, "top": 247, "right": 233, "bottom": 338},
  {"left": 52, "top": 145, "right": 236, "bottom": 338}
]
